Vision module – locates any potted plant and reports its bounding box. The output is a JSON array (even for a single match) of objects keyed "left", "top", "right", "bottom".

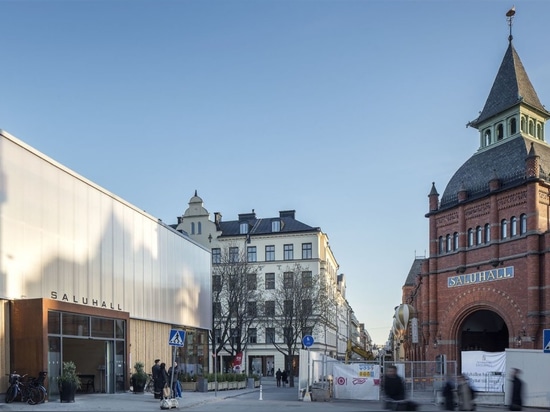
[
  {"left": 58, "top": 361, "right": 81, "bottom": 403},
  {"left": 131, "top": 362, "right": 148, "bottom": 393}
]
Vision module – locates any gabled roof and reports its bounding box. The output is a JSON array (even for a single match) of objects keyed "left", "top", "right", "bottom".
[{"left": 469, "top": 42, "right": 549, "bottom": 128}]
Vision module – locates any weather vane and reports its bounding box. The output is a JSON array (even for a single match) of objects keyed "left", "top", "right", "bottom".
[{"left": 506, "top": 6, "right": 516, "bottom": 42}]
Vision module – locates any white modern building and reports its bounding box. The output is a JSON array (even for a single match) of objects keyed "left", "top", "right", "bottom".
[
  {"left": 175, "top": 192, "right": 362, "bottom": 375},
  {"left": 0, "top": 130, "right": 212, "bottom": 396}
]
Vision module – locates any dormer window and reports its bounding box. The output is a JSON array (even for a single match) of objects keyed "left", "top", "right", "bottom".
[
  {"left": 272, "top": 220, "right": 281, "bottom": 232},
  {"left": 240, "top": 222, "right": 248, "bottom": 234}
]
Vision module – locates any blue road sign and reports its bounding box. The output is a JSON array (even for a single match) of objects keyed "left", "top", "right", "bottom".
[
  {"left": 302, "top": 335, "right": 314, "bottom": 348},
  {"left": 169, "top": 329, "right": 186, "bottom": 347},
  {"left": 544, "top": 329, "right": 550, "bottom": 353}
]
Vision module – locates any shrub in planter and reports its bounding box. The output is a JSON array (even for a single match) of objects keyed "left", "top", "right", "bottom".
[
  {"left": 131, "top": 362, "right": 148, "bottom": 393},
  {"left": 58, "top": 361, "right": 82, "bottom": 403}
]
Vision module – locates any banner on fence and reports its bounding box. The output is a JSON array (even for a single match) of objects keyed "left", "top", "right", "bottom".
[
  {"left": 333, "top": 363, "right": 380, "bottom": 400},
  {"left": 461, "top": 351, "right": 505, "bottom": 392}
]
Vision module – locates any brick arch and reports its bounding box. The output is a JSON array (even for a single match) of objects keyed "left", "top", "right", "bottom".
[{"left": 439, "top": 286, "right": 525, "bottom": 339}]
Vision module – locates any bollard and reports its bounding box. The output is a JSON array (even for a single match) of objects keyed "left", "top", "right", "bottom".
[{"left": 259, "top": 384, "right": 263, "bottom": 401}]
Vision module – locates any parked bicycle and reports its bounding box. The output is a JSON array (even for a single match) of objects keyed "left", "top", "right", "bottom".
[
  {"left": 145, "top": 373, "right": 155, "bottom": 393},
  {"left": 5, "top": 371, "right": 46, "bottom": 404}
]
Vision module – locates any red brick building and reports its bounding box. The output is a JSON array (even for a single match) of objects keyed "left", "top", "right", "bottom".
[{"left": 402, "top": 23, "right": 550, "bottom": 365}]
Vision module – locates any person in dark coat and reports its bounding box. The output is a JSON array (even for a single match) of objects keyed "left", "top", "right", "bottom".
[
  {"left": 152, "top": 359, "right": 162, "bottom": 399},
  {"left": 157, "top": 362, "right": 169, "bottom": 400},
  {"left": 383, "top": 365, "right": 405, "bottom": 401},
  {"left": 443, "top": 376, "right": 455, "bottom": 411},
  {"left": 275, "top": 368, "right": 282, "bottom": 387},
  {"left": 281, "top": 369, "right": 288, "bottom": 387},
  {"left": 509, "top": 368, "right": 523, "bottom": 411}
]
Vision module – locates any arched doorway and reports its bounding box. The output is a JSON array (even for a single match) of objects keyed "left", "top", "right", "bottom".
[{"left": 459, "top": 310, "right": 508, "bottom": 352}]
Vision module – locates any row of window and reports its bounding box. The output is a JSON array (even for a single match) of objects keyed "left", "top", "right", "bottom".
[
  {"left": 213, "top": 298, "right": 312, "bottom": 318},
  {"left": 212, "top": 243, "right": 313, "bottom": 264},
  {"left": 213, "top": 271, "right": 312, "bottom": 292},
  {"left": 481, "top": 115, "right": 545, "bottom": 148},
  {"left": 214, "top": 327, "right": 313, "bottom": 345},
  {"left": 438, "top": 214, "right": 527, "bottom": 254}
]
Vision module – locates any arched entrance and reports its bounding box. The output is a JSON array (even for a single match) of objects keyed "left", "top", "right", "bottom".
[{"left": 459, "top": 310, "right": 508, "bottom": 352}]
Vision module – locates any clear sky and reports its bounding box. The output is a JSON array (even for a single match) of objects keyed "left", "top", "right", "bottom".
[{"left": 1, "top": 0, "right": 549, "bottom": 345}]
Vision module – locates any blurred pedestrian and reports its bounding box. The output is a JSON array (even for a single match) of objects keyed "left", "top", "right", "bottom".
[
  {"left": 281, "top": 369, "right": 288, "bottom": 387},
  {"left": 457, "top": 374, "right": 475, "bottom": 411},
  {"left": 152, "top": 359, "right": 162, "bottom": 399},
  {"left": 275, "top": 368, "right": 282, "bottom": 387},
  {"left": 509, "top": 368, "right": 524, "bottom": 411},
  {"left": 442, "top": 376, "right": 455, "bottom": 411},
  {"left": 168, "top": 361, "right": 182, "bottom": 398}
]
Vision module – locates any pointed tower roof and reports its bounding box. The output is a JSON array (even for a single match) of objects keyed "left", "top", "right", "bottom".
[{"left": 469, "top": 42, "right": 549, "bottom": 128}]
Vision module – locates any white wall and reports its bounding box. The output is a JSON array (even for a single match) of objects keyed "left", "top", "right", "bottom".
[{"left": 505, "top": 348, "right": 550, "bottom": 408}]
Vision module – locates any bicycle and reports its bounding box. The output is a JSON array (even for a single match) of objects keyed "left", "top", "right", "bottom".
[
  {"left": 145, "top": 373, "right": 155, "bottom": 393},
  {"left": 5, "top": 371, "right": 45, "bottom": 405}
]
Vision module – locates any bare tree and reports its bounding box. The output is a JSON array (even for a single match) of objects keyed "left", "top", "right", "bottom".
[
  {"left": 211, "top": 243, "right": 264, "bottom": 372},
  {"left": 265, "top": 263, "right": 331, "bottom": 387}
]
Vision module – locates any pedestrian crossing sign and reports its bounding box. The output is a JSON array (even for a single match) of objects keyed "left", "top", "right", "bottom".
[
  {"left": 544, "top": 329, "right": 550, "bottom": 353},
  {"left": 169, "top": 329, "right": 185, "bottom": 347}
]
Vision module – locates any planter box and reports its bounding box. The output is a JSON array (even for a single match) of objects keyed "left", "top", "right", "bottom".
[
  {"left": 238, "top": 380, "right": 246, "bottom": 389},
  {"left": 208, "top": 382, "right": 216, "bottom": 391},
  {"left": 181, "top": 382, "right": 196, "bottom": 392},
  {"left": 218, "top": 381, "right": 228, "bottom": 391},
  {"left": 255, "top": 380, "right": 260, "bottom": 388},
  {"left": 227, "top": 381, "right": 237, "bottom": 390}
]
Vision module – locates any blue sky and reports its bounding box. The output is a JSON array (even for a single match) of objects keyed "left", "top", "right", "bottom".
[{"left": 2, "top": 0, "right": 549, "bottom": 345}]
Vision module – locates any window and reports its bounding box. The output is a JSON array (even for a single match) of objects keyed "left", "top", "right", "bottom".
[
  {"left": 213, "top": 275, "right": 222, "bottom": 292},
  {"left": 265, "top": 245, "right": 275, "bottom": 261},
  {"left": 283, "top": 272, "right": 293, "bottom": 289},
  {"left": 214, "top": 328, "right": 222, "bottom": 344},
  {"left": 265, "top": 301, "right": 275, "bottom": 316},
  {"left": 212, "top": 248, "right": 221, "bottom": 264},
  {"left": 520, "top": 214, "right": 527, "bottom": 235},
  {"left": 484, "top": 224, "right": 491, "bottom": 243},
  {"left": 266, "top": 328, "right": 275, "bottom": 344},
  {"left": 265, "top": 273, "right": 275, "bottom": 289},
  {"left": 302, "top": 299, "right": 312, "bottom": 316},
  {"left": 453, "top": 232, "right": 459, "bottom": 250},
  {"left": 247, "top": 246, "right": 257, "bottom": 262},
  {"left": 191, "top": 222, "right": 195, "bottom": 235},
  {"left": 302, "top": 327, "right": 312, "bottom": 338},
  {"left": 302, "top": 271, "right": 312, "bottom": 288},
  {"left": 476, "top": 226, "right": 482, "bottom": 245},
  {"left": 240, "top": 222, "right": 248, "bottom": 234},
  {"left": 213, "top": 302, "right": 221, "bottom": 317},
  {"left": 302, "top": 243, "right": 312, "bottom": 259},
  {"left": 497, "top": 124, "right": 504, "bottom": 141},
  {"left": 229, "top": 247, "right": 239, "bottom": 262},
  {"left": 248, "top": 328, "right": 257, "bottom": 344},
  {"left": 439, "top": 236, "right": 444, "bottom": 254},
  {"left": 283, "top": 327, "right": 293, "bottom": 343},
  {"left": 510, "top": 117, "right": 517, "bottom": 134},
  {"left": 271, "top": 220, "right": 281, "bottom": 232},
  {"left": 446, "top": 235, "right": 451, "bottom": 252},
  {"left": 511, "top": 216, "right": 517, "bottom": 237},
  {"left": 501, "top": 219, "right": 508, "bottom": 239},
  {"left": 484, "top": 130, "right": 491, "bottom": 146},
  {"left": 283, "top": 244, "right": 294, "bottom": 260},
  {"left": 468, "top": 229, "right": 474, "bottom": 247},
  {"left": 230, "top": 328, "right": 240, "bottom": 345},
  {"left": 247, "top": 301, "right": 257, "bottom": 317},
  {"left": 284, "top": 300, "right": 293, "bottom": 316},
  {"left": 247, "top": 273, "right": 257, "bottom": 290},
  {"left": 198, "top": 222, "right": 202, "bottom": 235}
]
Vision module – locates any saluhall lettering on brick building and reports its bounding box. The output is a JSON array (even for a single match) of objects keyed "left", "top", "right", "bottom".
[{"left": 447, "top": 266, "right": 514, "bottom": 288}]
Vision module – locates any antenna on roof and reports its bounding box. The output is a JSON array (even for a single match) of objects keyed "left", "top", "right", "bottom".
[{"left": 506, "top": 6, "right": 515, "bottom": 43}]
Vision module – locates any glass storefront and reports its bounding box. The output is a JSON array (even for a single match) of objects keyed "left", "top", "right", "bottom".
[{"left": 47, "top": 311, "right": 126, "bottom": 396}]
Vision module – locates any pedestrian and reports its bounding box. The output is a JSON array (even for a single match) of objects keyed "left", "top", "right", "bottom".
[
  {"left": 168, "top": 361, "right": 182, "bottom": 398},
  {"left": 442, "top": 376, "right": 455, "bottom": 411},
  {"left": 152, "top": 359, "right": 162, "bottom": 399},
  {"left": 281, "top": 369, "right": 288, "bottom": 387},
  {"left": 275, "top": 368, "right": 282, "bottom": 387},
  {"left": 383, "top": 365, "right": 405, "bottom": 403},
  {"left": 158, "top": 362, "right": 170, "bottom": 400},
  {"left": 456, "top": 374, "right": 475, "bottom": 411},
  {"left": 509, "top": 368, "right": 524, "bottom": 411}
]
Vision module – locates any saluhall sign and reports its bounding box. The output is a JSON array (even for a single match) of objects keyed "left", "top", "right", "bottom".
[{"left": 447, "top": 266, "right": 514, "bottom": 288}]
